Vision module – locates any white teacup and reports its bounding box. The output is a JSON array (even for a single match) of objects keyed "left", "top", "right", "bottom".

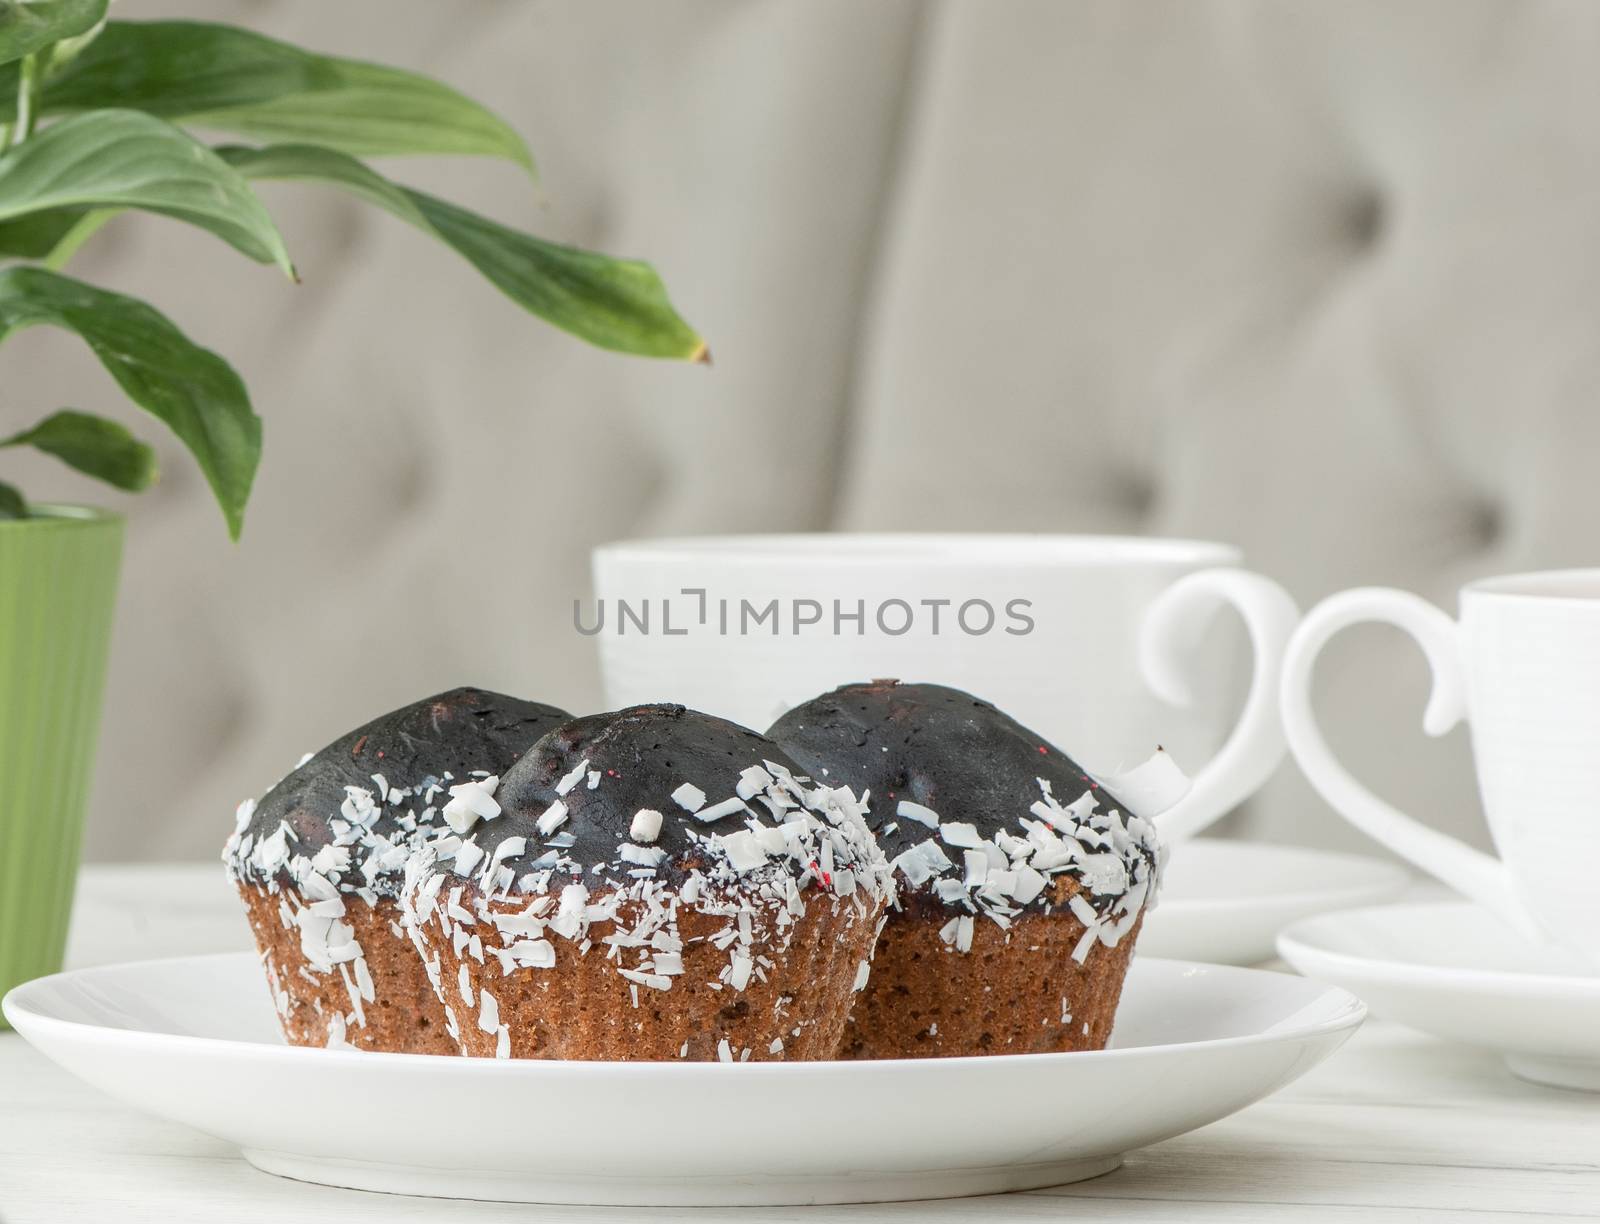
[
  {"left": 1282, "top": 570, "right": 1600, "bottom": 966},
  {"left": 590, "top": 534, "right": 1299, "bottom": 841}
]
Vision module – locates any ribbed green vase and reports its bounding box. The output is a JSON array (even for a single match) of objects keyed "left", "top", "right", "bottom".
[{"left": 0, "top": 506, "right": 122, "bottom": 1024}]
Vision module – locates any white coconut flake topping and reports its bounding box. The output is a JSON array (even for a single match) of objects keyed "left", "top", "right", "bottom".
[
  {"left": 535, "top": 800, "right": 569, "bottom": 836},
  {"left": 453, "top": 840, "right": 485, "bottom": 876},
  {"left": 737, "top": 766, "right": 775, "bottom": 799},
  {"left": 873, "top": 763, "right": 1169, "bottom": 961},
  {"left": 962, "top": 849, "right": 988, "bottom": 888},
  {"left": 939, "top": 821, "right": 982, "bottom": 848},
  {"left": 232, "top": 798, "right": 256, "bottom": 835},
  {"left": 619, "top": 842, "right": 666, "bottom": 867},
  {"left": 630, "top": 808, "right": 664, "bottom": 843},
  {"left": 695, "top": 796, "right": 749, "bottom": 823},
  {"left": 720, "top": 829, "right": 770, "bottom": 873},
  {"left": 891, "top": 839, "right": 953, "bottom": 888},
  {"left": 555, "top": 758, "right": 591, "bottom": 796},
  {"left": 442, "top": 776, "right": 501, "bottom": 834},
  {"left": 478, "top": 988, "right": 500, "bottom": 1034}
]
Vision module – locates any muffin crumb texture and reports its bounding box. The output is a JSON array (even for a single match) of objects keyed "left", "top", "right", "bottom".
[{"left": 839, "top": 885, "right": 1143, "bottom": 1059}]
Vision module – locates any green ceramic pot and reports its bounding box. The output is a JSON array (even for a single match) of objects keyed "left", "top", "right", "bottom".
[{"left": 0, "top": 506, "right": 122, "bottom": 1023}]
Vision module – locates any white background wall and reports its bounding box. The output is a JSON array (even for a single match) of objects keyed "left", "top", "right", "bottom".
[{"left": 7, "top": 0, "right": 1599, "bottom": 862}]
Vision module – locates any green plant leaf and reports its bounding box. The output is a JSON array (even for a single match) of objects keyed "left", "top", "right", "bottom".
[
  {"left": 220, "top": 144, "right": 707, "bottom": 361},
  {"left": 0, "top": 266, "right": 259, "bottom": 536},
  {"left": 0, "top": 20, "right": 534, "bottom": 172},
  {"left": 0, "top": 201, "right": 80, "bottom": 256},
  {"left": 0, "top": 109, "right": 292, "bottom": 275},
  {"left": 0, "top": 0, "right": 106, "bottom": 68},
  {"left": 0, "top": 477, "right": 23, "bottom": 517},
  {"left": 0, "top": 203, "right": 114, "bottom": 265},
  {"left": 2, "top": 407, "right": 157, "bottom": 490},
  {"left": 408, "top": 193, "right": 707, "bottom": 360}
]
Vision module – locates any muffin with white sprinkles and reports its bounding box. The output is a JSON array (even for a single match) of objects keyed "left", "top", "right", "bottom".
[
  {"left": 400, "top": 704, "right": 893, "bottom": 1060},
  {"left": 769, "top": 680, "right": 1169, "bottom": 1059},
  {"left": 224, "top": 687, "right": 567, "bottom": 1053}
]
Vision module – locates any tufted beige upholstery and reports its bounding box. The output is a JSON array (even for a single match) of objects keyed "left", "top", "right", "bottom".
[{"left": 7, "top": 0, "right": 1596, "bottom": 862}]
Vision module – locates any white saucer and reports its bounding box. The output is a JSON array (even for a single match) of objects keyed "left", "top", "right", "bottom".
[
  {"left": 3, "top": 952, "right": 1361, "bottom": 1206},
  {"left": 1278, "top": 900, "right": 1600, "bottom": 1092},
  {"left": 1138, "top": 838, "right": 1410, "bottom": 964}
]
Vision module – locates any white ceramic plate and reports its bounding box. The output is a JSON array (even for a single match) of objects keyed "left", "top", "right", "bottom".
[
  {"left": 1278, "top": 900, "right": 1600, "bottom": 1092},
  {"left": 1137, "top": 838, "right": 1410, "bottom": 964},
  {"left": 3, "top": 952, "right": 1362, "bottom": 1206}
]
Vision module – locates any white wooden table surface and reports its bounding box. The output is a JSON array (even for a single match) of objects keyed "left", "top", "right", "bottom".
[{"left": 2, "top": 864, "right": 1597, "bottom": 1222}]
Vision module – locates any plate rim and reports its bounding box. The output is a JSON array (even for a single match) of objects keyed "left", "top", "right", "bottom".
[
  {"left": 1277, "top": 899, "right": 1600, "bottom": 1001},
  {"left": 1157, "top": 840, "right": 1411, "bottom": 915},
  {"left": 3, "top": 951, "right": 1365, "bottom": 1074}
]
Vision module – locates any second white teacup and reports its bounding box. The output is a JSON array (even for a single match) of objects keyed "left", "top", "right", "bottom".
[{"left": 1282, "top": 569, "right": 1600, "bottom": 968}]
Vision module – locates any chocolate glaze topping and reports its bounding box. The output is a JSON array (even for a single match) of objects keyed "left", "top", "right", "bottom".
[
  {"left": 465, "top": 704, "right": 839, "bottom": 884},
  {"left": 767, "top": 680, "right": 1115, "bottom": 852},
  {"left": 237, "top": 686, "right": 567, "bottom": 888},
  {"left": 768, "top": 679, "right": 1162, "bottom": 924}
]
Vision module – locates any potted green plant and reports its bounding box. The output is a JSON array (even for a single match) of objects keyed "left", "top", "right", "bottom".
[{"left": 0, "top": 4, "right": 706, "bottom": 1013}]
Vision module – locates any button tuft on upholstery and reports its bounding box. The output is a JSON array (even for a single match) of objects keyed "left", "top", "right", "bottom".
[
  {"left": 1116, "top": 471, "right": 1158, "bottom": 521},
  {"left": 1343, "top": 191, "right": 1385, "bottom": 252},
  {"left": 1466, "top": 499, "right": 1503, "bottom": 549}
]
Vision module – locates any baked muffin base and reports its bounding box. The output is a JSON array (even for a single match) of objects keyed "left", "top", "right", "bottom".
[
  {"left": 838, "top": 889, "right": 1144, "bottom": 1059},
  {"left": 415, "top": 890, "right": 883, "bottom": 1061},
  {"left": 237, "top": 882, "right": 457, "bottom": 1055}
]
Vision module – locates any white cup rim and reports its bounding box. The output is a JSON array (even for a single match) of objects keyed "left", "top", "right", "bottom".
[
  {"left": 1465, "top": 567, "right": 1600, "bottom": 605},
  {"left": 595, "top": 532, "right": 1241, "bottom": 568}
]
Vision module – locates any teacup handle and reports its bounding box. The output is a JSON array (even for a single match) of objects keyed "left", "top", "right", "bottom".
[
  {"left": 1138, "top": 568, "right": 1300, "bottom": 843},
  {"left": 1279, "top": 588, "right": 1540, "bottom": 938}
]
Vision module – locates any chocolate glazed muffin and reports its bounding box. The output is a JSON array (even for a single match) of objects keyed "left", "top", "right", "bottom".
[
  {"left": 224, "top": 687, "right": 567, "bottom": 1053},
  {"left": 768, "top": 680, "right": 1165, "bottom": 1059},
  {"left": 400, "top": 704, "right": 892, "bottom": 1061}
]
